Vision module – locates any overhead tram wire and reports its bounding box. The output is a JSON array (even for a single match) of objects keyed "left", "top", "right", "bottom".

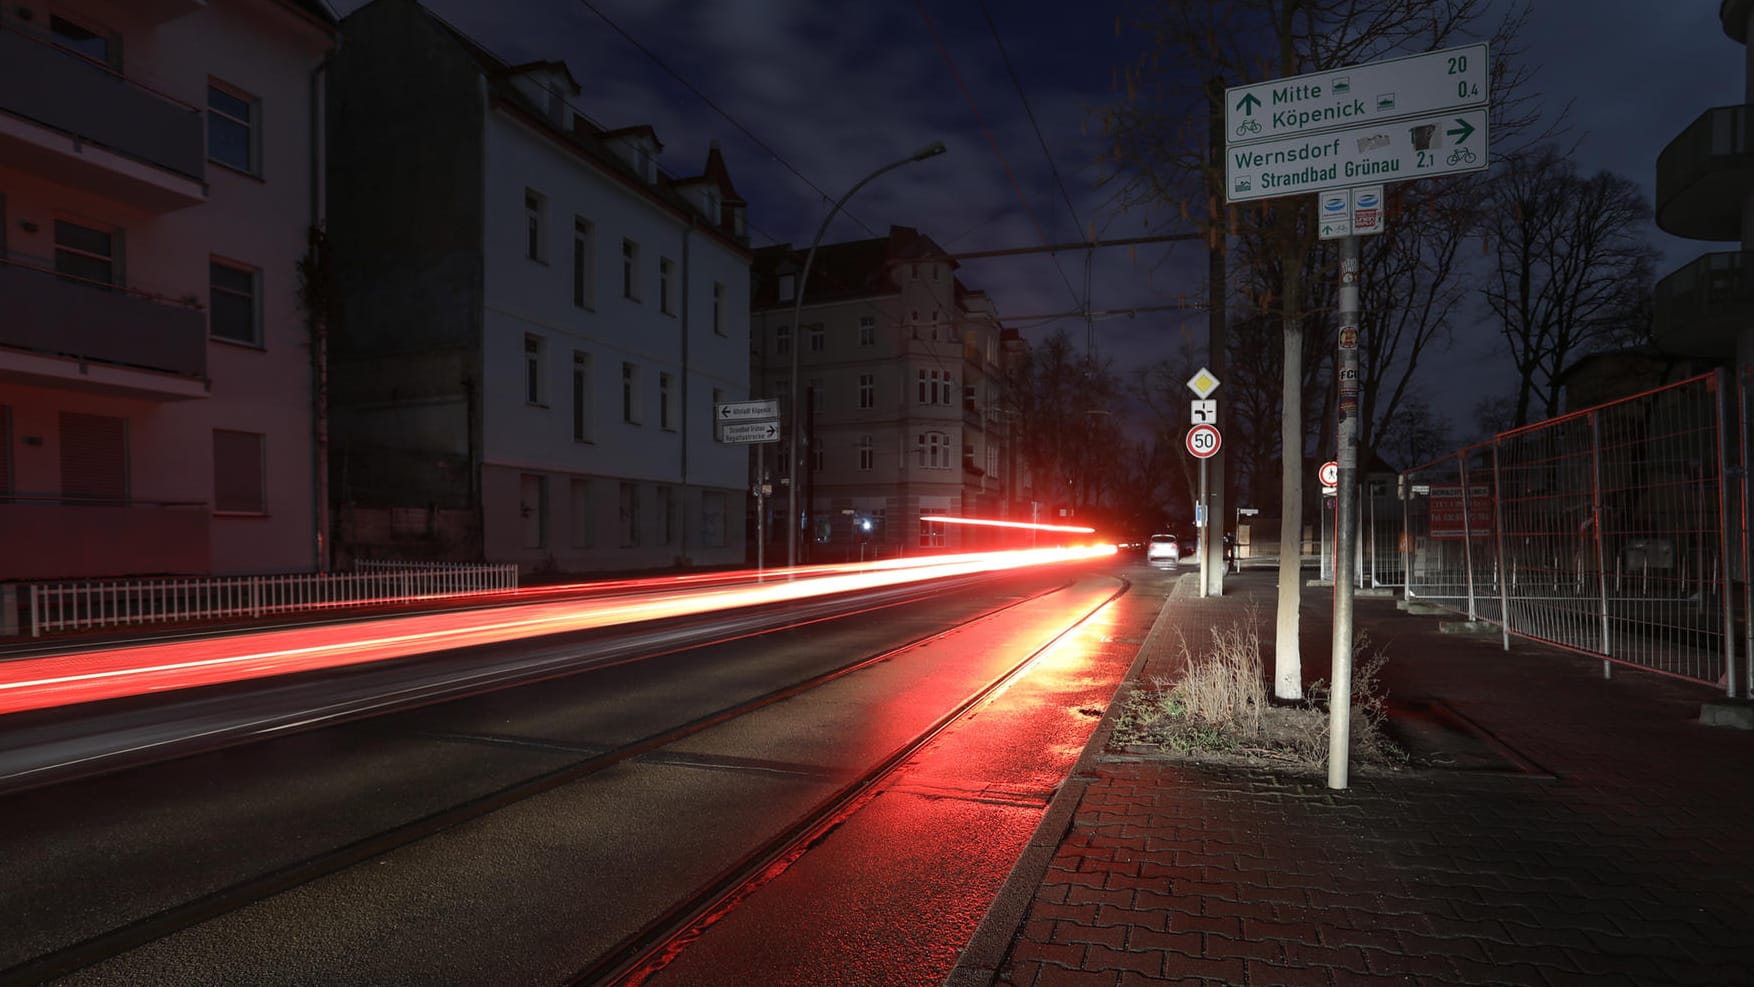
[
  {"left": 572, "top": 0, "right": 883, "bottom": 239},
  {"left": 913, "top": 0, "right": 1084, "bottom": 315}
]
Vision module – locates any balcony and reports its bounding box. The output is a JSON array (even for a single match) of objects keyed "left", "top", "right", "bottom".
[
  {"left": 0, "top": 260, "right": 208, "bottom": 400},
  {"left": 0, "top": 497, "right": 210, "bottom": 580},
  {"left": 0, "top": 24, "right": 204, "bottom": 212},
  {"left": 1656, "top": 105, "right": 1754, "bottom": 242},
  {"left": 1651, "top": 250, "right": 1752, "bottom": 359}
]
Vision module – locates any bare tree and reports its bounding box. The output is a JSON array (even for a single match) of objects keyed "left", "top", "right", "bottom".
[
  {"left": 1105, "top": 0, "right": 1530, "bottom": 699},
  {"left": 1482, "top": 145, "right": 1659, "bottom": 426},
  {"left": 1375, "top": 393, "right": 1454, "bottom": 471},
  {"left": 1007, "top": 328, "right": 1126, "bottom": 519}
]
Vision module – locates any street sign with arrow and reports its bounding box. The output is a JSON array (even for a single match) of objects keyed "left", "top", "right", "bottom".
[
  {"left": 1225, "top": 107, "right": 1487, "bottom": 203},
  {"left": 719, "top": 420, "right": 781, "bottom": 444},
  {"left": 1225, "top": 43, "right": 1487, "bottom": 144}
]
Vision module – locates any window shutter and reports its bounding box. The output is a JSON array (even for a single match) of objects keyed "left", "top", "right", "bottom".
[{"left": 60, "top": 412, "right": 127, "bottom": 503}]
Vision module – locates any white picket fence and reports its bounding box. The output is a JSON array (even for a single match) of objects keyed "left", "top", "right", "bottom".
[{"left": 14, "top": 561, "right": 519, "bottom": 638}]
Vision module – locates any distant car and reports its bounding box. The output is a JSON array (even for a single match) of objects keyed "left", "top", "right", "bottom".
[{"left": 1147, "top": 533, "right": 1181, "bottom": 564}]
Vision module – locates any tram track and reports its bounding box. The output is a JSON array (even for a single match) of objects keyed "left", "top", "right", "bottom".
[{"left": 0, "top": 568, "right": 1111, "bottom": 987}]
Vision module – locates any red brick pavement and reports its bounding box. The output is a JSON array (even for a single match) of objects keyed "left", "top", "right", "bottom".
[{"left": 950, "top": 569, "right": 1754, "bottom": 987}]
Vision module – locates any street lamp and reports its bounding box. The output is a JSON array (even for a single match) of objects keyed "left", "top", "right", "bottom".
[{"left": 786, "top": 140, "right": 948, "bottom": 568}]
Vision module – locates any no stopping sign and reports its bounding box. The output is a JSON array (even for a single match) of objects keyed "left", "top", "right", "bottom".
[{"left": 1186, "top": 424, "right": 1221, "bottom": 459}]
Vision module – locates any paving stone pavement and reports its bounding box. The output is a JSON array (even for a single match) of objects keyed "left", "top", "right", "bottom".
[{"left": 948, "top": 567, "right": 1754, "bottom": 987}]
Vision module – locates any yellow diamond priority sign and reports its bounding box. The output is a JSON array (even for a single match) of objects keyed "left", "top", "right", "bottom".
[{"left": 1186, "top": 367, "right": 1221, "bottom": 399}]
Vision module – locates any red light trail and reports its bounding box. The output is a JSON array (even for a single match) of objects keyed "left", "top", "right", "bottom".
[{"left": 0, "top": 546, "right": 1115, "bottom": 717}]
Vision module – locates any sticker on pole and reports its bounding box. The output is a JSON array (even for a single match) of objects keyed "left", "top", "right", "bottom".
[
  {"left": 1319, "top": 460, "right": 1339, "bottom": 487},
  {"left": 1187, "top": 424, "right": 1222, "bottom": 459}
]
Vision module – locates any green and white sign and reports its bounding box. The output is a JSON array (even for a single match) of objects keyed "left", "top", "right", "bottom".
[
  {"left": 1226, "top": 108, "right": 1487, "bottom": 203},
  {"left": 1225, "top": 43, "right": 1487, "bottom": 145}
]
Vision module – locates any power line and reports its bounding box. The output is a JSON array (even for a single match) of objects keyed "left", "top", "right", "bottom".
[{"left": 976, "top": 0, "right": 1087, "bottom": 241}]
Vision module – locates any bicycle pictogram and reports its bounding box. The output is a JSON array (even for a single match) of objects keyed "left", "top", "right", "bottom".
[
  {"left": 1234, "top": 119, "right": 1261, "bottom": 137},
  {"left": 1447, "top": 146, "right": 1477, "bottom": 166}
]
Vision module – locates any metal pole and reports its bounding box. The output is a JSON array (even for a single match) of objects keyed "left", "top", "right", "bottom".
[
  {"left": 756, "top": 443, "right": 766, "bottom": 577},
  {"left": 1328, "top": 234, "right": 1360, "bottom": 791},
  {"left": 786, "top": 142, "right": 947, "bottom": 569},
  {"left": 1714, "top": 367, "right": 1741, "bottom": 698},
  {"left": 1199, "top": 457, "right": 1209, "bottom": 598},
  {"left": 1742, "top": 367, "right": 1753, "bottom": 698}
]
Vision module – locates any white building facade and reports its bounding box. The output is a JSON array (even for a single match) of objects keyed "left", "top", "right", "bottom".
[
  {"left": 327, "top": 0, "right": 752, "bottom": 575},
  {"left": 0, "top": 0, "right": 334, "bottom": 581}
]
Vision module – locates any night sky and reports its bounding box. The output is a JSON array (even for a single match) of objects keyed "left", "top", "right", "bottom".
[{"left": 327, "top": 0, "right": 1741, "bottom": 438}]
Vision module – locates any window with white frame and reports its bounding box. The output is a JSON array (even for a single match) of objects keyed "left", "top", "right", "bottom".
[
  {"left": 963, "top": 383, "right": 977, "bottom": 411},
  {"left": 572, "top": 351, "right": 592, "bottom": 441},
  {"left": 212, "top": 429, "right": 266, "bottom": 514},
  {"left": 858, "top": 316, "right": 875, "bottom": 346},
  {"left": 524, "top": 334, "right": 545, "bottom": 405},
  {"left": 622, "top": 362, "right": 639, "bottom": 423},
  {"left": 940, "top": 372, "right": 955, "bottom": 405},
  {"left": 712, "top": 282, "right": 726, "bottom": 335},
  {"left": 209, "top": 259, "right": 260, "bottom": 345},
  {"left": 963, "top": 439, "right": 975, "bottom": 471},
  {"left": 659, "top": 257, "right": 675, "bottom": 314},
  {"left": 858, "top": 434, "right": 874, "bottom": 471},
  {"left": 618, "top": 481, "right": 641, "bottom": 546},
  {"left": 778, "top": 273, "right": 795, "bottom": 301},
  {"left": 573, "top": 216, "right": 594, "bottom": 307},
  {"left": 920, "top": 507, "right": 947, "bottom": 547},
  {"left": 622, "top": 239, "right": 640, "bottom": 299},
  {"left": 916, "top": 431, "right": 949, "bottom": 469},
  {"left": 207, "top": 80, "right": 258, "bottom": 174},
  {"left": 916, "top": 369, "right": 952, "bottom": 406},
  {"left": 807, "top": 323, "right": 824, "bottom": 352},
  {"left": 659, "top": 372, "right": 675, "bottom": 430},
  {"left": 54, "top": 219, "right": 117, "bottom": 288},
  {"left": 775, "top": 324, "right": 791, "bottom": 356},
  {"left": 858, "top": 373, "right": 875, "bottom": 410},
  {"left": 570, "top": 478, "right": 595, "bottom": 548},
  {"left": 524, "top": 189, "right": 546, "bottom": 262}
]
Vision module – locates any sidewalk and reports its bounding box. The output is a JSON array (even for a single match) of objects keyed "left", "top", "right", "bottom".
[{"left": 949, "top": 568, "right": 1754, "bottom": 987}]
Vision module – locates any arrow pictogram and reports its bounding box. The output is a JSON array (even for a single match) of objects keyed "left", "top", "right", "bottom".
[
  {"left": 1446, "top": 117, "right": 1475, "bottom": 143},
  {"left": 1236, "top": 92, "right": 1261, "bottom": 116}
]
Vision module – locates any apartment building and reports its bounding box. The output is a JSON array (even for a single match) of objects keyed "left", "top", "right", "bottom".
[
  {"left": 0, "top": 0, "right": 334, "bottom": 581},
  {"left": 326, "top": 0, "right": 752, "bottom": 574},
  {"left": 750, "top": 226, "right": 1025, "bottom": 562}
]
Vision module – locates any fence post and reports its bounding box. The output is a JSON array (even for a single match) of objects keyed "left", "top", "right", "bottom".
[
  {"left": 1715, "top": 367, "right": 1742, "bottom": 699},
  {"left": 1589, "top": 410, "right": 1612, "bottom": 676},
  {"left": 1460, "top": 451, "right": 1478, "bottom": 621},
  {"left": 1492, "top": 439, "right": 1511, "bottom": 652},
  {"left": 1401, "top": 473, "right": 1412, "bottom": 604},
  {"left": 1743, "top": 367, "right": 1753, "bottom": 699}
]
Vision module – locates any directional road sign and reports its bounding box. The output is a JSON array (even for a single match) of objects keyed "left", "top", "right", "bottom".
[
  {"left": 716, "top": 399, "right": 779, "bottom": 423},
  {"left": 719, "top": 420, "right": 781, "bottom": 444},
  {"left": 1225, "top": 43, "right": 1487, "bottom": 145},
  {"left": 1226, "top": 107, "right": 1487, "bottom": 203},
  {"left": 1186, "top": 424, "right": 1221, "bottom": 460}
]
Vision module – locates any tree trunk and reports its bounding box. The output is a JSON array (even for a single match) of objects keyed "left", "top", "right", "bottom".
[{"left": 1276, "top": 252, "right": 1304, "bottom": 700}]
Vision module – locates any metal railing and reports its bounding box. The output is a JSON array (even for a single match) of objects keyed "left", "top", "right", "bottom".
[
  {"left": 19, "top": 562, "right": 518, "bottom": 638},
  {"left": 1402, "top": 371, "right": 1739, "bottom": 693}
]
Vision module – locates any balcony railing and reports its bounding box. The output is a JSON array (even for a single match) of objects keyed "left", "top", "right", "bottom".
[
  {"left": 0, "top": 22, "right": 205, "bottom": 197},
  {"left": 0, "top": 258, "right": 207, "bottom": 382},
  {"left": 1652, "top": 250, "right": 1754, "bottom": 358},
  {"left": 1655, "top": 105, "right": 1754, "bottom": 242}
]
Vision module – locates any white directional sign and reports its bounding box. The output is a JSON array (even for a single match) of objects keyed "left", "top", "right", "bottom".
[
  {"left": 719, "top": 420, "right": 781, "bottom": 444},
  {"left": 1191, "top": 399, "right": 1217, "bottom": 425},
  {"left": 716, "top": 399, "right": 780, "bottom": 423},
  {"left": 1226, "top": 107, "right": 1487, "bottom": 202},
  {"left": 1226, "top": 43, "right": 1487, "bottom": 144}
]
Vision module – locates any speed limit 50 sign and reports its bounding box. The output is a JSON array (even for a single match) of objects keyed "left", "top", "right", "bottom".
[{"left": 1186, "top": 423, "right": 1221, "bottom": 459}]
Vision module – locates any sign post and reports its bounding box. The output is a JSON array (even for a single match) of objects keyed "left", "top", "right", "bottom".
[
  {"left": 718, "top": 400, "right": 783, "bottom": 573},
  {"left": 1186, "top": 369, "right": 1222, "bottom": 598},
  {"left": 1224, "top": 42, "right": 1489, "bottom": 791}
]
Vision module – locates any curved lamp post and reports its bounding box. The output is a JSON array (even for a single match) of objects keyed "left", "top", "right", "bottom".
[{"left": 786, "top": 140, "right": 948, "bottom": 569}]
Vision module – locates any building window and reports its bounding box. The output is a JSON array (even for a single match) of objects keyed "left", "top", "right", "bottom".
[
  {"left": 858, "top": 316, "right": 875, "bottom": 346},
  {"left": 212, "top": 429, "right": 266, "bottom": 514},
  {"left": 808, "top": 323, "right": 824, "bottom": 352},
  {"left": 622, "top": 362, "right": 639, "bottom": 423},
  {"left": 858, "top": 373, "right": 875, "bottom": 410},
  {"left": 573, "top": 217, "right": 594, "bottom": 308},
  {"left": 858, "top": 434, "right": 874, "bottom": 471},
  {"left": 520, "top": 473, "right": 547, "bottom": 549},
  {"left": 917, "top": 431, "right": 949, "bottom": 469},
  {"left": 0, "top": 406, "right": 11, "bottom": 498},
  {"left": 963, "top": 441, "right": 976, "bottom": 471},
  {"left": 963, "top": 383, "right": 977, "bottom": 412},
  {"left": 54, "top": 219, "right": 117, "bottom": 288},
  {"left": 811, "top": 444, "right": 823, "bottom": 473},
  {"left": 808, "top": 379, "right": 823, "bottom": 417},
  {"left": 657, "top": 485, "right": 675, "bottom": 545},
  {"left": 572, "top": 351, "right": 591, "bottom": 441},
  {"left": 920, "top": 507, "right": 947, "bottom": 547},
  {"left": 622, "top": 239, "right": 640, "bottom": 299},
  {"left": 207, "top": 80, "right": 258, "bottom": 175},
  {"left": 618, "top": 481, "right": 641, "bottom": 547},
  {"left": 778, "top": 273, "right": 795, "bottom": 302},
  {"left": 49, "top": 13, "right": 113, "bottom": 65},
  {"left": 659, "top": 257, "right": 675, "bottom": 314},
  {"left": 523, "top": 334, "right": 545, "bottom": 404},
  {"left": 570, "top": 478, "right": 595, "bottom": 548},
  {"left": 712, "top": 282, "right": 726, "bottom": 335},
  {"left": 659, "top": 372, "right": 675, "bottom": 430},
  {"left": 59, "top": 412, "right": 127, "bottom": 504},
  {"left": 209, "top": 260, "right": 260, "bottom": 345},
  {"left": 775, "top": 324, "right": 791, "bottom": 357},
  {"left": 524, "top": 190, "right": 546, "bottom": 262},
  {"left": 917, "top": 369, "right": 951, "bottom": 406}
]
